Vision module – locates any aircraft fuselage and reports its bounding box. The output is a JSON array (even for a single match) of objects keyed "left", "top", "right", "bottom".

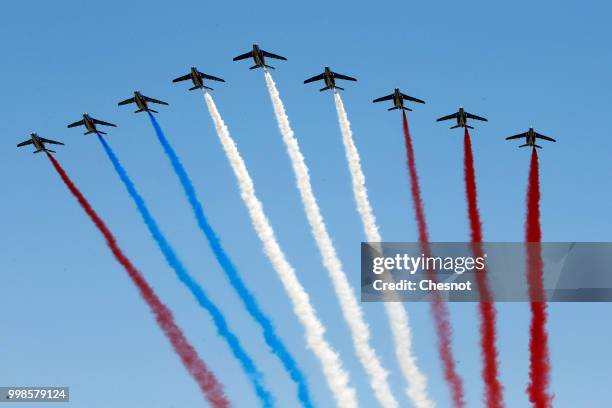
[
  {"left": 393, "top": 89, "right": 404, "bottom": 109},
  {"left": 83, "top": 114, "right": 98, "bottom": 134},
  {"left": 32, "top": 135, "right": 44, "bottom": 151},
  {"left": 190, "top": 67, "right": 203, "bottom": 88},
  {"left": 253, "top": 44, "right": 264, "bottom": 67},
  {"left": 323, "top": 67, "right": 336, "bottom": 89},
  {"left": 134, "top": 92, "right": 148, "bottom": 111},
  {"left": 30, "top": 134, "right": 51, "bottom": 152},
  {"left": 526, "top": 128, "right": 537, "bottom": 146},
  {"left": 456, "top": 107, "right": 467, "bottom": 127}
]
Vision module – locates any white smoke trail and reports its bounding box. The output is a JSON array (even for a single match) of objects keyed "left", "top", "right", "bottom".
[
  {"left": 333, "top": 92, "right": 435, "bottom": 408},
  {"left": 203, "top": 91, "right": 357, "bottom": 408},
  {"left": 263, "top": 71, "right": 401, "bottom": 408}
]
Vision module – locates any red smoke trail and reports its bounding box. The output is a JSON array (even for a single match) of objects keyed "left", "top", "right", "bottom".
[
  {"left": 46, "top": 153, "right": 229, "bottom": 408},
  {"left": 525, "top": 149, "right": 552, "bottom": 408},
  {"left": 463, "top": 129, "right": 505, "bottom": 408},
  {"left": 402, "top": 112, "right": 465, "bottom": 408}
]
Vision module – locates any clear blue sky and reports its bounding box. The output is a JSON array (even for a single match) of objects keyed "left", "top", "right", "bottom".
[{"left": 1, "top": 1, "right": 611, "bottom": 407}]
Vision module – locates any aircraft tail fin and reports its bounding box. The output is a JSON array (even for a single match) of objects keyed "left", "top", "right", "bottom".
[
  {"left": 135, "top": 108, "right": 158, "bottom": 114},
  {"left": 466, "top": 125, "right": 474, "bottom": 129},
  {"left": 319, "top": 86, "right": 331, "bottom": 92},
  {"left": 97, "top": 130, "right": 107, "bottom": 135},
  {"left": 450, "top": 125, "right": 461, "bottom": 129},
  {"left": 34, "top": 148, "right": 54, "bottom": 154},
  {"left": 389, "top": 107, "right": 412, "bottom": 111},
  {"left": 534, "top": 144, "right": 542, "bottom": 149},
  {"left": 519, "top": 143, "right": 540, "bottom": 148}
]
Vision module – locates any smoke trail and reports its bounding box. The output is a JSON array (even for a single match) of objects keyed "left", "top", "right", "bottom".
[
  {"left": 463, "top": 129, "right": 505, "bottom": 408},
  {"left": 402, "top": 111, "right": 465, "bottom": 408},
  {"left": 203, "top": 91, "right": 354, "bottom": 408},
  {"left": 263, "top": 71, "right": 358, "bottom": 408},
  {"left": 45, "top": 153, "right": 229, "bottom": 408},
  {"left": 525, "top": 149, "right": 552, "bottom": 408},
  {"left": 143, "top": 103, "right": 313, "bottom": 408},
  {"left": 333, "top": 92, "right": 434, "bottom": 408},
  {"left": 97, "top": 135, "right": 273, "bottom": 407}
]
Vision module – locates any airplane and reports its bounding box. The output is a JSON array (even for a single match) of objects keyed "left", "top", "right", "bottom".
[
  {"left": 172, "top": 67, "right": 225, "bottom": 91},
  {"left": 17, "top": 133, "right": 64, "bottom": 154},
  {"left": 232, "top": 44, "right": 287, "bottom": 70},
  {"left": 67, "top": 113, "right": 117, "bottom": 135},
  {"left": 303, "top": 66, "right": 357, "bottom": 91},
  {"left": 118, "top": 91, "right": 168, "bottom": 114},
  {"left": 436, "top": 107, "right": 487, "bottom": 129},
  {"left": 373, "top": 88, "right": 425, "bottom": 111},
  {"left": 505, "top": 127, "right": 556, "bottom": 149}
]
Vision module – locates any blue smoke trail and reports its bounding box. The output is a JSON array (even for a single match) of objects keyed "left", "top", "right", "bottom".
[
  {"left": 145, "top": 113, "right": 314, "bottom": 408},
  {"left": 97, "top": 134, "right": 274, "bottom": 407}
]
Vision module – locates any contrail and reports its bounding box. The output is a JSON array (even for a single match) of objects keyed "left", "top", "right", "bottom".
[
  {"left": 333, "top": 92, "right": 434, "bottom": 408},
  {"left": 188, "top": 93, "right": 315, "bottom": 408},
  {"left": 202, "top": 90, "right": 351, "bottom": 408},
  {"left": 463, "top": 129, "right": 505, "bottom": 408},
  {"left": 525, "top": 149, "right": 552, "bottom": 408},
  {"left": 263, "top": 71, "right": 358, "bottom": 408},
  {"left": 97, "top": 135, "right": 273, "bottom": 407},
  {"left": 402, "top": 112, "right": 466, "bottom": 408},
  {"left": 45, "top": 153, "right": 230, "bottom": 408}
]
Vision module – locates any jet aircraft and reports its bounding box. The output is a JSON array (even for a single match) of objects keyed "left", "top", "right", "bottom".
[
  {"left": 17, "top": 133, "right": 64, "bottom": 154},
  {"left": 118, "top": 91, "right": 168, "bottom": 114},
  {"left": 505, "top": 127, "right": 556, "bottom": 149},
  {"left": 172, "top": 67, "right": 225, "bottom": 91},
  {"left": 373, "top": 88, "right": 425, "bottom": 111},
  {"left": 233, "top": 44, "right": 287, "bottom": 70},
  {"left": 436, "top": 107, "right": 487, "bottom": 129},
  {"left": 303, "top": 66, "right": 357, "bottom": 91},
  {"left": 67, "top": 113, "right": 117, "bottom": 135}
]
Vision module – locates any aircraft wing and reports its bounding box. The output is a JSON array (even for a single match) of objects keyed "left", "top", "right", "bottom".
[
  {"left": 172, "top": 73, "right": 191, "bottom": 83},
  {"left": 304, "top": 73, "right": 325, "bottom": 84},
  {"left": 401, "top": 93, "right": 425, "bottom": 104},
  {"left": 372, "top": 94, "right": 393, "bottom": 103},
  {"left": 67, "top": 119, "right": 85, "bottom": 128},
  {"left": 118, "top": 97, "right": 136, "bottom": 106},
  {"left": 93, "top": 118, "right": 117, "bottom": 127},
  {"left": 505, "top": 132, "right": 527, "bottom": 140},
  {"left": 39, "top": 137, "right": 64, "bottom": 145},
  {"left": 144, "top": 96, "right": 169, "bottom": 105},
  {"left": 201, "top": 73, "right": 225, "bottom": 82},
  {"left": 436, "top": 112, "right": 458, "bottom": 122},
  {"left": 333, "top": 72, "right": 357, "bottom": 81},
  {"left": 535, "top": 132, "right": 556, "bottom": 142},
  {"left": 261, "top": 50, "right": 287, "bottom": 61},
  {"left": 465, "top": 112, "right": 488, "bottom": 122},
  {"left": 17, "top": 139, "right": 33, "bottom": 147},
  {"left": 233, "top": 51, "right": 253, "bottom": 61}
]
